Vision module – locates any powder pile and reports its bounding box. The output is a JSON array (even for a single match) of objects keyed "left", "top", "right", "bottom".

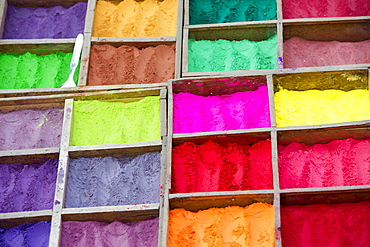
[
  {"left": 0, "top": 221, "right": 51, "bottom": 246},
  {"left": 93, "top": 0, "right": 177, "bottom": 37},
  {"left": 281, "top": 201, "right": 370, "bottom": 246},
  {"left": 171, "top": 140, "right": 272, "bottom": 193},
  {"left": 0, "top": 108, "right": 63, "bottom": 150},
  {"left": 169, "top": 203, "right": 275, "bottom": 247},
  {"left": 283, "top": 0, "right": 370, "bottom": 19},
  {"left": 279, "top": 138, "right": 370, "bottom": 189},
  {"left": 0, "top": 160, "right": 57, "bottom": 213},
  {"left": 70, "top": 97, "right": 161, "bottom": 146},
  {"left": 3, "top": 2, "right": 87, "bottom": 39},
  {"left": 283, "top": 37, "right": 370, "bottom": 68},
  {"left": 88, "top": 44, "right": 175, "bottom": 85},
  {"left": 0, "top": 52, "right": 79, "bottom": 89},
  {"left": 173, "top": 86, "right": 270, "bottom": 134},
  {"left": 189, "top": 0, "right": 276, "bottom": 25},
  {"left": 61, "top": 218, "right": 159, "bottom": 247},
  {"left": 65, "top": 153, "right": 161, "bottom": 208},
  {"left": 274, "top": 89, "right": 370, "bottom": 127},
  {"left": 188, "top": 35, "right": 278, "bottom": 72}
]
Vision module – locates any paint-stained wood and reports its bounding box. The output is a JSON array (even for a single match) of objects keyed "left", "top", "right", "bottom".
[
  {"left": 91, "top": 36, "right": 176, "bottom": 47},
  {"left": 0, "top": 147, "right": 59, "bottom": 164},
  {"left": 0, "top": 39, "right": 74, "bottom": 54},
  {"left": 0, "top": 210, "right": 52, "bottom": 228},
  {"left": 78, "top": 32, "right": 92, "bottom": 86},
  {"left": 84, "top": 0, "right": 96, "bottom": 34},
  {"left": 0, "top": 0, "right": 7, "bottom": 39},
  {"left": 7, "top": 0, "right": 87, "bottom": 7},
  {"left": 175, "top": 0, "right": 184, "bottom": 78},
  {"left": 160, "top": 88, "right": 168, "bottom": 137}
]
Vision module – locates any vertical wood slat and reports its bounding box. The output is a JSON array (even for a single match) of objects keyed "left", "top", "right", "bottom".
[
  {"left": 84, "top": 0, "right": 97, "bottom": 34},
  {"left": 267, "top": 74, "right": 277, "bottom": 128},
  {"left": 49, "top": 99, "right": 74, "bottom": 247},
  {"left": 175, "top": 0, "right": 184, "bottom": 79},
  {"left": 160, "top": 87, "right": 168, "bottom": 137},
  {"left": 0, "top": 0, "right": 7, "bottom": 39},
  {"left": 182, "top": 28, "right": 189, "bottom": 76},
  {"left": 78, "top": 32, "right": 92, "bottom": 86}
]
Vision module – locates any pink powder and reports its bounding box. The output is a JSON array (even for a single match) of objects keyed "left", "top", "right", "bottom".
[
  {"left": 173, "top": 86, "right": 270, "bottom": 134},
  {"left": 281, "top": 201, "right": 370, "bottom": 247},
  {"left": 278, "top": 138, "right": 370, "bottom": 189},
  {"left": 283, "top": 37, "right": 370, "bottom": 68},
  {"left": 171, "top": 140, "right": 273, "bottom": 193}
]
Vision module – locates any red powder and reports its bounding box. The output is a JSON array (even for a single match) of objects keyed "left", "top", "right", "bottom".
[
  {"left": 278, "top": 138, "right": 370, "bottom": 189},
  {"left": 281, "top": 201, "right": 370, "bottom": 247},
  {"left": 171, "top": 140, "right": 272, "bottom": 193}
]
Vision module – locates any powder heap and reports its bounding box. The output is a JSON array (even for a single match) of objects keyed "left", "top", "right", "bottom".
[
  {"left": 274, "top": 89, "right": 370, "bottom": 127},
  {"left": 0, "top": 221, "right": 51, "bottom": 246},
  {"left": 283, "top": 0, "right": 370, "bottom": 19},
  {"left": 190, "top": 0, "right": 276, "bottom": 25},
  {"left": 0, "top": 52, "right": 79, "bottom": 89},
  {"left": 88, "top": 44, "right": 175, "bottom": 85},
  {"left": 61, "top": 218, "right": 158, "bottom": 247},
  {"left": 283, "top": 37, "right": 370, "bottom": 68},
  {"left": 171, "top": 140, "right": 272, "bottom": 193},
  {"left": 0, "top": 160, "right": 58, "bottom": 213},
  {"left": 279, "top": 138, "right": 370, "bottom": 189},
  {"left": 70, "top": 97, "right": 161, "bottom": 146},
  {"left": 173, "top": 86, "right": 270, "bottom": 134},
  {"left": 0, "top": 108, "right": 64, "bottom": 150},
  {"left": 3, "top": 2, "right": 87, "bottom": 39},
  {"left": 281, "top": 201, "right": 370, "bottom": 246},
  {"left": 188, "top": 35, "right": 278, "bottom": 72},
  {"left": 93, "top": 0, "right": 177, "bottom": 37},
  {"left": 169, "top": 203, "right": 275, "bottom": 247},
  {"left": 65, "top": 153, "right": 161, "bottom": 208}
]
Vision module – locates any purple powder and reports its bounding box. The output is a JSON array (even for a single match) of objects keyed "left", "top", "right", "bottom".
[
  {"left": 0, "top": 221, "right": 51, "bottom": 247},
  {"left": 3, "top": 2, "right": 87, "bottom": 39},
  {"left": 0, "top": 160, "right": 58, "bottom": 213}
]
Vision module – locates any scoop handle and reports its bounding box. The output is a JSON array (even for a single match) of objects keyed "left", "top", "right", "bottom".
[{"left": 70, "top": 33, "right": 84, "bottom": 75}]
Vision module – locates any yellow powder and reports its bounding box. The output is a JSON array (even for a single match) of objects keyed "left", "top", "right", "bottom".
[
  {"left": 93, "top": 0, "right": 177, "bottom": 37},
  {"left": 275, "top": 89, "right": 370, "bottom": 127},
  {"left": 169, "top": 203, "right": 275, "bottom": 247}
]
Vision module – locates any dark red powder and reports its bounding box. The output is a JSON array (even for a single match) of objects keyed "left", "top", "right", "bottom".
[
  {"left": 171, "top": 140, "right": 272, "bottom": 193},
  {"left": 281, "top": 201, "right": 370, "bottom": 247}
]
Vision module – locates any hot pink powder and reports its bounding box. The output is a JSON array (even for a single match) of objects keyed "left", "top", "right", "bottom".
[
  {"left": 278, "top": 138, "right": 370, "bottom": 189},
  {"left": 173, "top": 86, "right": 270, "bottom": 134},
  {"left": 171, "top": 140, "right": 273, "bottom": 193}
]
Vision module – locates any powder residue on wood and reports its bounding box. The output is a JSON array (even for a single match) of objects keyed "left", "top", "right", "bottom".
[
  {"left": 169, "top": 203, "right": 275, "bottom": 247},
  {"left": 0, "top": 108, "right": 64, "bottom": 150},
  {"left": 281, "top": 201, "right": 370, "bottom": 246},
  {"left": 274, "top": 89, "right": 370, "bottom": 127},
  {"left": 70, "top": 97, "right": 161, "bottom": 146},
  {"left": 88, "top": 44, "right": 175, "bottom": 85},
  {"left": 171, "top": 140, "right": 272, "bottom": 193},
  {"left": 93, "top": 0, "right": 177, "bottom": 37},
  {"left": 173, "top": 86, "right": 270, "bottom": 134}
]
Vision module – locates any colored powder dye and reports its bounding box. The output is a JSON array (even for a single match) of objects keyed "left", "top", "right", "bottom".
[
  {"left": 0, "top": 108, "right": 64, "bottom": 150},
  {"left": 283, "top": 0, "right": 370, "bottom": 19},
  {"left": 283, "top": 37, "right": 370, "bottom": 68},
  {"left": 188, "top": 35, "right": 278, "bottom": 72},
  {"left": 0, "top": 160, "right": 57, "bottom": 213},
  {"left": 190, "top": 0, "right": 276, "bottom": 25},
  {"left": 88, "top": 44, "right": 175, "bottom": 86},
  {"left": 70, "top": 97, "right": 161, "bottom": 146},
  {"left": 61, "top": 218, "right": 158, "bottom": 247},
  {"left": 3, "top": 2, "right": 87, "bottom": 39},
  {"left": 169, "top": 203, "right": 275, "bottom": 247},
  {"left": 173, "top": 86, "right": 271, "bottom": 134},
  {"left": 65, "top": 153, "right": 161, "bottom": 208},
  {"left": 93, "top": 0, "right": 177, "bottom": 37},
  {"left": 0, "top": 52, "right": 79, "bottom": 89},
  {"left": 281, "top": 201, "right": 370, "bottom": 247},
  {"left": 0, "top": 221, "right": 51, "bottom": 247},
  {"left": 279, "top": 138, "right": 370, "bottom": 189},
  {"left": 274, "top": 89, "right": 370, "bottom": 127},
  {"left": 171, "top": 140, "right": 272, "bottom": 193}
]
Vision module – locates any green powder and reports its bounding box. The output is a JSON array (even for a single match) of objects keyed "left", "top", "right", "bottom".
[
  {"left": 0, "top": 52, "right": 79, "bottom": 89},
  {"left": 188, "top": 35, "right": 278, "bottom": 72},
  {"left": 70, "top": 97, "right": 161, "bottom": 146}
]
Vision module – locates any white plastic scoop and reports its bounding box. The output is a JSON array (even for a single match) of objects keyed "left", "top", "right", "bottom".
[{"left": 60, "top": 33, "right": 84, "bottom": 88}]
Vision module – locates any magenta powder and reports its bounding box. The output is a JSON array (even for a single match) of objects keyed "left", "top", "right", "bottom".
[{"left": 173, "top": 86, "right": 271, "bottom": 134}]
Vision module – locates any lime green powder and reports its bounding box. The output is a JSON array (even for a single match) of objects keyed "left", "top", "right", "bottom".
[
  {"left": 188, "top": 35, "right": 278, "bottom": 72},
  {"left": 70, "top": 97, "right": 161, "bottom": 146},
  {"left": 0, "top": 52, "right": 79, "bottom": 89}
]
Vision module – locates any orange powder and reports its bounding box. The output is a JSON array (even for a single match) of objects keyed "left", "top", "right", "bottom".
[{"left": 169, "top": 203, "right": 275, "bottom": 247}]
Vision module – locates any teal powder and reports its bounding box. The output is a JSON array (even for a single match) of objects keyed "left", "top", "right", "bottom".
[
  {"left": 188, "top": 35, "right": 278, "bottom": 72},
  {"left": 190, "top": 0, "right": 277, "bottom": 25}
]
